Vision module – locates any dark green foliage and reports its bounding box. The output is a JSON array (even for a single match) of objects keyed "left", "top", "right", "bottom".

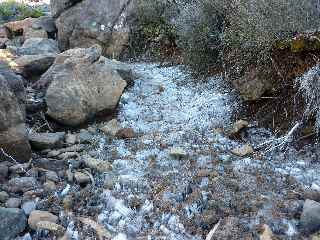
[
  {"left": 0, "top": 0, "right": 44, "bottom": 22},
  {"left": 128, "top": 0, "right": 177, "bottom": 59}
]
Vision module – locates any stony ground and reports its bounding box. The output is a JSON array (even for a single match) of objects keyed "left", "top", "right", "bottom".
[{"left": 2, "top": 63, "right": 318, "bottom": 240}]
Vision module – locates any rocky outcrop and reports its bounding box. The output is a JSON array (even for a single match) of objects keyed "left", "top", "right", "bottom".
[
  {"left": 4, "top": 17, "right": 57, "bottom": 42},
  {"left": 0, "top": 67, "right": 31, "bottom": 163},
  {"left": 40, "top": 45, "right": 127, "bottom": 126},
  {"left": 54, "top": 0, "right": 133, "bottom": 58},
  {"left": 15, "top": 38, "right": 59, "bottom": 56},
  {"left": 13, "top": 53, "right": 56, "bottom": 78}
]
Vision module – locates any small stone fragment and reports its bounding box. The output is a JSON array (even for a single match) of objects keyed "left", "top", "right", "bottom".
[
  {"left": 231, "top": 144, "right": 254, "bottom": 157},
  {"left": 100, "top": 119, "right": 121, "bottom": 136},
  {"left": 6, "top": 197, "right": 21, "bottom": 208},
  {"left": 28, "top": 210, "right": 58, "bottom": 230},
  {"left": 8, "top": 177, "right": 37, "bottom": 193},
  {"left": 36, "top": 221, "right": 65, "bottom": 235},
  {"left": 29, "top": 132, "right": 66, "bottom": 150},
  {"left": 43, "top": 181, "right": 57, "bottom": 192},
  {"left": 84, "top": 157, "right": 112, "bottom": 173},
  {"left": 22, "top": 201, "right": 36, "bottom": 215},
  {"left": 0, "top": 191, "right": 9, "bottom": 203},
  {"left": 116, "top": 128, "right": 135, "bottom": 139},
  {"left": 170, "top": 147, "right": 187, "bottom": 159},
  {"left": 74, "top": 171, "right": 91, "bottom": 185}
]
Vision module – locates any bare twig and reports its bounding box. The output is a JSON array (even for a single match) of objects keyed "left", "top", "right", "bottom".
[
  {"left": 256, "top": 122, "right": 302, "bottom": 152},
  {"left": 0, "top": 148, "right": 26, "bottom": 173},
  {"left": 206, "top": 219, "right": 221, "bottom": 240}
]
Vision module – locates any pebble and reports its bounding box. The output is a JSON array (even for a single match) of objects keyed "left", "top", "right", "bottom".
[
  {"left": 9, "top": 163, "right": 30, "bottom": 174},
  {"left": 0, "top": 191, "right": 9, "bottom": 202},
  {"left": 84, "top": 157, "right": 112, "bottom": 173},
  {"left": 116, "top": 128, "right": 135, "bottom": 139},
  {"left": 65, "top": 133, "right": 77, "bottom": 145},
  {"left": 29, "top": 132, "right": 66, "bottom": 150},
  {"left": 28, "top": 210, "right": 58, "bottom": 230},
  {"left": 74, "top": 171, "right": 91, "bottom": 185},
  {"left": 170, "top": 147, "right": 187, "bottom": 159},
  {"left": 22, "top": 201, "right": 37, "bottom": 215},
  {"left": 45, "top": 170, "right": 59, "bottom": 182},
  {"left": 100, "top": 119, "right": 121, "bottom": 136},
  {"left": 6, "top": 197, "right": 21, "bottom": 208},
  {"left": 8, "top": 177, "right": 37, "bottom": 193},
  {"left": 231, "top": 144, "right": 254, "bottom": 157},
  {"left": 43, "top": 180, "right": 57, "bottom": 192},
  {"left": 36, "top": 221, "right": 65, "bottom": 235}
]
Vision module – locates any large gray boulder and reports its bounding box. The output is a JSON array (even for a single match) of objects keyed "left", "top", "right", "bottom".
[
  {"left": 13, "top": 53, "right": 57, "bottom": 78},
  {"left": 0, "top": 67, "right": 31, "bottom": 163},
  {"left": 42, "top": 45, "right": 127, "bottom": 126},
  {"left": 0, "top": 207, "right": 27, "bottom": 240},
  {"left": 54, "top": 0, "right": 133, "bottom": 58}
]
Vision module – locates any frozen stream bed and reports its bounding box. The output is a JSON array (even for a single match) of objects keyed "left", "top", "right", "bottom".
[{"left": 65, "top": 64, "right": 320, "bottom": 239}]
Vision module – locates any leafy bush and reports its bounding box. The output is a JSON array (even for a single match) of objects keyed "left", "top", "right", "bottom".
[
  {"left": 0, "top": 0, "right": 44, "bottom": 21},
  {"left": 128, "top": 0, "right": 177, "bottom": 59},
  {"left": 174, "top": 0, "right": 226, "bottom": 75}
]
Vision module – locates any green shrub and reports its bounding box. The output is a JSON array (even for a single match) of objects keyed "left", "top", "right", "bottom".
[
  {"left": 0, "top": 0, "right": 44, "bottom": 21},
  {"left": 174, "top": 0, "right": 226, "bottom": 75},
  {"left": 128, "top": 0, "right": 177, "bottom": 59}
]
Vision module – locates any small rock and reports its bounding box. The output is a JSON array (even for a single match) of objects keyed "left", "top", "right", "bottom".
[
  {"left": 6, "top": 197, "right": 21, "bottom": 208},
  {"left": 259, "top": 224, "right": 273, "bottom": 240},
  {"left": 116, "top": 128, "right": 135, "bottom": 139},
  {"left": 29, "top": 132, "right": 66, "bottom": 150},
  {"left": 78, "top": 130, "right": 93, "bottom": 143},
  {"left": 301, "top": 199, "right": 320, "bottom": 233},
  {"left": 33, "top": 158, "right": 68, "bottom": 171},
  {"left": 0, "top": 207, "right": 27, "bottom": 240},
  {"left": 8, "top": 177, "right": 37, "bottom": 193},
  {"left": 84, "top": 157, "right": 112, "bottom": 173},
  {"left": 22, "top": 201, "right": 36, "bottom": 215},
  {"left": 43, "top": 181, "right": 57, "bottom": 192},
  {"left": 226, "top": 120, "right": 249, "bottom": 136},
  {"left": 100, "top": 119, "right": 121, "bottom": 136},
  {"left": 45, "top": 170, "right": 59, "bottom": 182},
  {"left": 46, "top": 150, "right": 61, "bottom": 158},
  {"left": 28, "top": 210, "right": 58, "bottom": 230},
  {"left": 170, "top": 148, "right": 187, "bottom": 159},
  {"left": 79, "top": 217, "right": 111, "bottom": 239},
  {"left": 231, "top": 144, "right": 254, "bottom": 157},
  {"left": 9, "top": 163, "right": 30, "bottom": 175},
  {"left": 0, "top": 191, "right": 9, "bottom": 203},
  {"left": 65, "top": 133, "right": 77, "bottom": 145},
  {"left": 74, "top": 172, "right": 91, "bottom": 185},
  {"left": 36, "top": 221, "right": 65, "bottom": 235},
  {"left": 16, "top": 38, "right": 59, "bottom": 55},
  {"left": 13, "top": 53, "right": 56, "bottom": 78},
  {"left": 62, "top": 195, "right": 74, "bottom": 210},
  {"left": 58, "top": 151, "right": 79, "bottom": 160}
]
